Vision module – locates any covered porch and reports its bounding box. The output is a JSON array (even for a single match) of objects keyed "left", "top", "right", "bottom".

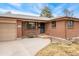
[{"left": 17, "top": 19, "right": 49, "bottom": 38}]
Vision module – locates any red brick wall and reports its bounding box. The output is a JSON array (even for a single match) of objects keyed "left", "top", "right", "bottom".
[
  {"left": 46, "top": 20, "right": 79, "bottom": 39},
  {"left": 17, "top": 19, "right": 79, "bottom": 39},
  {"left": 66, "top": 21, "right": 79, "bottom": 38},
  {"left": 46, "top": 21, "right": 66, "bottom": 38}
]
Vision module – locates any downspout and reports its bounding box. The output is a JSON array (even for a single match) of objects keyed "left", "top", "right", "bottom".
[{"left": 65, "top": 20, "right": 67, "bottom": 39}]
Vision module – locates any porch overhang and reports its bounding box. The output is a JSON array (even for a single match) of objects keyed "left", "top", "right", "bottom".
[{"left": 22, "top": 19, "right": 50, "bottom": 23}]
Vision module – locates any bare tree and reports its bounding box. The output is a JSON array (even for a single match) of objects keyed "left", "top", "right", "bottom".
[
  {"left": 69, "top": 10, "right": 74, "bottom": 17},
  {"left": 63, "top": 9, "right": 74, "bottom": 17}
]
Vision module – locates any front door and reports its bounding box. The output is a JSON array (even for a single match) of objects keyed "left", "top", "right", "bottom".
[{"left": 40, "top": 23, "right": 45, "bottom": 33}]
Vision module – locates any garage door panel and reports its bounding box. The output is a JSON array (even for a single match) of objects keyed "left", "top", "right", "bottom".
[{"left": 0, "top": 23, "right": 16, "bottom": 41}]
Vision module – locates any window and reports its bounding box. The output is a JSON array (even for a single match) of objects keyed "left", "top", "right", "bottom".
[
  {"left": 67, "top": 20, "right": 74, "bottom": 28},
  {"left": 22, "top": 22, "right": 27, "bottom": 29},
  {"left": 52, "top": 21, "right": 56, "bottom": 28},
  {"left": 27, "top": 22, "right": 36, "bottom": 29}
]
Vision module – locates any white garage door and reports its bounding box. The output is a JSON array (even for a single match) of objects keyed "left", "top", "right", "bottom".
[{"left": 0, "top": 23, "right": 17, "bottom": 41}]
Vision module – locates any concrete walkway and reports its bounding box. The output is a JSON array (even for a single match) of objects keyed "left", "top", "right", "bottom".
[{"left": 0, "top": 38, "right": 50, "bottom": 56}]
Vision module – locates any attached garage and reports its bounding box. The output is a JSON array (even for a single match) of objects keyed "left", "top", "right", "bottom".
[{"left": 0, "top": 18, "right": 17, "bottom": 41}]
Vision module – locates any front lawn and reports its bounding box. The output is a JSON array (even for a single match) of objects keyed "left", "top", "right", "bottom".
[{"left": 36, "top": 43, "right": 79, "bottom": 56}]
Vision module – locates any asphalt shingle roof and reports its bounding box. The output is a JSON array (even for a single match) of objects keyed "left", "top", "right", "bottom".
[{"left": 0, "top": 13, "right": 54, "bottom": 21}]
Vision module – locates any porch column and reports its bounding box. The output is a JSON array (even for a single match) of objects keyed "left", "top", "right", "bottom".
[
  {"left": 36, "top": 22, "right": 38, "bottom": 35},
  {"left": 17, "top": 20, "right": 22, "bottom": 38}
]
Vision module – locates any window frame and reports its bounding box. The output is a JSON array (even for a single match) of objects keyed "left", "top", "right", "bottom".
[
  {"left": 27, "top": 22, "right": 36, "bottom": 29},
  {"left": 66, "top": 20, "right": 74, "bottom": 29},
  {"left": 52, "top": 21, "right": 56, "bottom": 28}
]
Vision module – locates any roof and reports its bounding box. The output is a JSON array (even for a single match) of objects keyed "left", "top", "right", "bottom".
[
  {"left": 0, "top": 14, "right": 79, "bottom": 22},
  {"left": 0, "top": 13, "right": 53, "bottom": 21},
  {"left": 51, "top": 17, "right": 79, "bottom": 21}
]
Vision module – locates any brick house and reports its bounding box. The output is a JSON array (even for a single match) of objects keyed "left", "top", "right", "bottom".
[{"left": 0, "top": 14, "right": 79, "bottom": 41}]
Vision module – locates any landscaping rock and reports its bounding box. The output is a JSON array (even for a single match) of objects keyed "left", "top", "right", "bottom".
[{"left": 70, "top": 37, "right": 79, "bottom": 44}]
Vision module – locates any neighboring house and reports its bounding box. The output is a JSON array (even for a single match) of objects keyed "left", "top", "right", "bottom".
[{"left": 0, "top": 14, "right": 79, "bottom": 41}]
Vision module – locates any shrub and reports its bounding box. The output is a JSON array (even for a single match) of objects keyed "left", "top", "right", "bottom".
[{"left": 27, "top": 33, "right": 37, "bottom": 38}]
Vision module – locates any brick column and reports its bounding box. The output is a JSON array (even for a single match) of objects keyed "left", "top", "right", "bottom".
[
  {"left": 36, "top": 22, "right": 38, "bottom": 35},
  {"left": 17, "top": 20, "right": 22, "bottom": 38}
]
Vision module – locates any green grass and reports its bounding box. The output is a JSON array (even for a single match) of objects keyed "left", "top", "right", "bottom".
[{"left": 36, "top": 43, "right": 79, "bottom": 56}]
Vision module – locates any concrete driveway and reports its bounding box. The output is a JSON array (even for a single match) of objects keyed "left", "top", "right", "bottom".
[{"left": 0, "top": 38, "right": 50, "bottom": 56}]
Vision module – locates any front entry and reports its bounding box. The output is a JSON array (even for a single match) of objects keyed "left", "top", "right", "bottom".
[{"left": 40, "top": 23, "right": 45, "bottom": 33}]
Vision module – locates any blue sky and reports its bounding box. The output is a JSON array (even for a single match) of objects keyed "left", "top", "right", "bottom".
[{"left": 0, "top": 3, "right": 79, "bottom": 17}]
